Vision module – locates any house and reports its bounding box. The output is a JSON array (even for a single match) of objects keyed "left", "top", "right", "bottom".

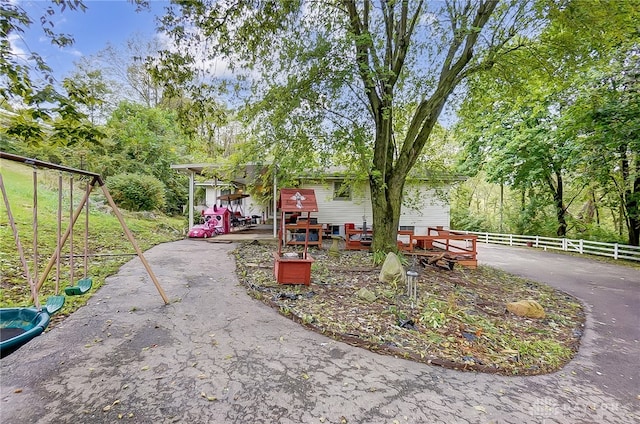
[
  {"left": 295, "top": 174, "right": 454, "bottom": 238},
  {"left": 171, "top": 163, "right": 461, "bottom": 238}
]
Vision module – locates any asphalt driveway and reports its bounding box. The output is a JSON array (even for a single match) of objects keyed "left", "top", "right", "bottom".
[
  {"left": 1, "top": 240, "right": 638, "bottom": 423},
  {"left": 476, "top": 244, "right": 640, "bottom": 403}
]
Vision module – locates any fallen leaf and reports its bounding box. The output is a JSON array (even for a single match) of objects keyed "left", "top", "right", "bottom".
[
  {"left": 301, "top": 373, "right": 309, "bottom": 380},
  {"left": 207, "top": 396, "right": 217, "bottom": 401},
  {"left": 140, "top": 365, "right": 150, "bottom": 371},
  {"left": 474, "top": 405, "right": 486, "bottom": 413},
  {"left": 103, "top": 405, "right": 112, "bottom": 412},
  {"left": 14, "top": 388, "right": 22, "bottom": 393}
]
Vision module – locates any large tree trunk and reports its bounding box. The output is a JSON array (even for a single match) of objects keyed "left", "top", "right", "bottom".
[
  {"left": 618, "top": 143, "right": 639, "bottom": 246},
  {"left": 554, "top": 176, "right": 567, "bottom": 237},
  {"left": 625, "top": 168, "right": 640, "bottom": 246},
  {"left": 343, "top": 0, "right": 500, "bottom": 253},
  {"left": 546, "top": 171, "right": 567, "bottom": 237},
  {"left": 370, "top": 167, "right": 404, "bottom": 253}
]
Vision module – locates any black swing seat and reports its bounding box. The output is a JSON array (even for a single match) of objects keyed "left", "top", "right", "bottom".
[{"left": 64, "top": 278, "right": 93, "bottom": 296}]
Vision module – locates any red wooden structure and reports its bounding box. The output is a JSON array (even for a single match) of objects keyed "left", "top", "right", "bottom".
[
  {"left": 273, "top": 189, "right": 318, "bottom": 285},
  {"left": 398, "top": 227, "right": 478, "bottom": 268}
]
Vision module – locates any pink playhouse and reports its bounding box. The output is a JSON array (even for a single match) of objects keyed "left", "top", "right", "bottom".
[{"left": 187, "top": 206, "right": 232, "bottom": 238}]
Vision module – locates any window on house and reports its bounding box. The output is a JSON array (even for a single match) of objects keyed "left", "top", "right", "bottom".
[{"left": 333, "top": 180, "right": 351, "bottom": 200}]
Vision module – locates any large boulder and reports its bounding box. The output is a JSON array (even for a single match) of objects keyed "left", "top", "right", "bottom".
[
  {"left": 379, "top": 252, "right": 406, "bottom": 286},
  {"left": 506, "top": 300, "right": 546, "bottom": 319}
]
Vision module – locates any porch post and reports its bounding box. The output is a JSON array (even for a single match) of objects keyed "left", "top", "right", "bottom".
[
  {"left": 188, "top": 170, "right": 194, "bottom": 229},
  {"left": 273, "top": 170, "right": 277, "bottom": 238}
]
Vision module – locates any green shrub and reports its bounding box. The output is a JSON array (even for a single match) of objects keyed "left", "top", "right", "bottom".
[{"left": 106, "top": 173, "right": 166, "bottom": 211}]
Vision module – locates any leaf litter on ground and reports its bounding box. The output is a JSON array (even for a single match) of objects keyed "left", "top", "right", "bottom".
[{"left": 234, "top": 240, "right": 585, "bottom": 376}]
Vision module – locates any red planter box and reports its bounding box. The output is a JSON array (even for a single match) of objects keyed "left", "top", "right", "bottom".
[{"left": 273, "top": 252, "right": 314, "bottom": 285}]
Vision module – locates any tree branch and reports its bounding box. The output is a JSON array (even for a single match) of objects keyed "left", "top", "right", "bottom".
[
  {"left": 343, "top": 0, "right": 382, "bottom": 119},
  {"left": 399, "top": 0, "right": 499, "bottom": 174}
]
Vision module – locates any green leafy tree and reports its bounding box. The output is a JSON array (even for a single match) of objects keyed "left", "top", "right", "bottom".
[
  {"left": 103, "top": 102, "right": 190, "bottom": 214},
  {"left": 565, "top": 49, "right": 640, "bottom": 245},
  {"left": 0, "top": 0, "right": 85, "bottom": 107},
  {"left": 62, "top": 68, "right": 112, "bottom": 125},
  {"left": 457, "top": 79, "right": 579, "bottom": 236},
  {"left": 1, "top": 1, "right": 153, "bottom": 162},
  {"left": 456, "top": 0, "right": 640, "bottom": 242},
  {"left": 157, "top": 0, "right": 538, "bottom": 251}
]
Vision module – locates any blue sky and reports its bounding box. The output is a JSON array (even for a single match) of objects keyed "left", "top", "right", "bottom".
[{"left": 17, "top": 0, "right": 169, "bottom": 82}]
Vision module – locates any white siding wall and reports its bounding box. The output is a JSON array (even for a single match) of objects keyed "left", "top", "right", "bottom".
[
  {"left": 205, "top": 187, "right": 217, "bottom": 207},
  {"left": 302, "top": 182, "right": 373, "bottom": 229},
  {"left": 300, "top": 181, "right": 450, "bottom": 236},
  {"left": 204, "top": 181, "right": 451, "bottom": 233},
  {"left": 244, "top": 196, "right": 264, "bottom": 218},
  {"left": 398, "top": 186, "right": 450, "bottom": 235}
]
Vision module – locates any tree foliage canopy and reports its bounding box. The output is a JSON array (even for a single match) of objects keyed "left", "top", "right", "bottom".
[
  {"left": 456, "top": 0, "right": 640, "bottom": 244},
  {"left": 157, "top": 0, "right": 541, "bottom": 251}
]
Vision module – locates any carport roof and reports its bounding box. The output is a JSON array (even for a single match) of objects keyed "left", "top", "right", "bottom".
[{"left": 170, "top": 163, "right": 270, "bottom": 186}]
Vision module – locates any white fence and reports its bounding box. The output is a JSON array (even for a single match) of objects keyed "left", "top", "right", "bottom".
[{"left": 455, "top": 231, "right": 640, "bottom": 263}]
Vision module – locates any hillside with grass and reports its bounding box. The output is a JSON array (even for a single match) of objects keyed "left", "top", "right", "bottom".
[{"left": 1, "top": 160, "right": 185, "bottom": 320}]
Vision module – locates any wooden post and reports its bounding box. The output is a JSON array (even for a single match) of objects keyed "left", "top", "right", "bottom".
[
  {"left": 99, "top": 184, "right": 170, "bottom": 305},
  {"left": 188, "top": 170, "right": 194, "bottom": 229},
  {"left": 36, "top": 178, "right": 92, "bottom": 293},
  {"left": 0, "top": 174, "right": 40, "bottom": 309}
]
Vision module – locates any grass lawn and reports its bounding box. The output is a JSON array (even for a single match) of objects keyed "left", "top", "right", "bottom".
[{"left": 1, "top": 160, "right": 184, "bottom": 320}]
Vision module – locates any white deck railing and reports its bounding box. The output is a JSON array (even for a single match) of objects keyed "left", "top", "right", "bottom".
[{"left": 454, "top": 230, "right": 640, "bottom": 263}]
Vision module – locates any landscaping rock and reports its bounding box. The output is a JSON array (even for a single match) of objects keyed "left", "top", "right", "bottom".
[
  {"left": 506, "top": 299, "right": 546, "bottom": 319},
  {"left": 379, "top": 252, "right": 406, "bottom": 286},
  {"left": 329, "top": 236, "right": 341, "bottom": 258},
  {"left": 356, "top": 287, "right": 377, "bottom": 302}
]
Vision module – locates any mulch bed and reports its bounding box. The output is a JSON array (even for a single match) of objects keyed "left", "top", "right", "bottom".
[{"left": 234, "top": 240, "right": 585, "bottom": 376}]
